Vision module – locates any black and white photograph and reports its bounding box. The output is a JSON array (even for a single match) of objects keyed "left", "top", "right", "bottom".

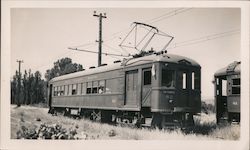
[{"left": 1, "top": 1, "right": 249, "bottom": 150}]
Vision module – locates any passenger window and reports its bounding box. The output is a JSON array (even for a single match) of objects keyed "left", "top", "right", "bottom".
[
  {"left": 98, "top": 80, "right": 105, "bottom": 94},
  {"left": 233, "top": 78, "right": 240, "bottom": 85},
  {"left": 77, "top": 83, "right": 81, "bottom": 95},
  {"left": 232, "top": 78, "right": 240, "bottom": 94},
  {"left": 72, "top": 84, "right": 77, "bottom": 95},
  {"left": 81, "top": 83, "right": 86, "bottom": 95},
  {"left": 68, "top": 84, "right": 72, "bottom": 95},
  {"left": 86, "top": 82, "right": 92, "bottom": 94},
  {"left": 162, "top": 69, "right": 175, "bottom": 87},
  {"left": 232, "top": 87, "right": 240, "bottom": 94},
  {"left": 54, "top": 87, "right": 57, "bottom": 96},
  {"left": 65, "top": 85, "right": 68, "bottom": 95},
  {"left": 106, "top": 78, "right": 120, "bottom": 93},
  {"left": 60, "top": 86, "right": 64, "bottom": 96},
  {"left": 92, "top": 81, "right": 98, "bottom": 94},
  {"left": 144, "top": 70, "right": 151, "bottom": 85},
  {"left": 57, "top": 86, "right": 61, "bottom": 96},
  {"left": 92, "top": 87, "right": 98, "bottom": 93}
]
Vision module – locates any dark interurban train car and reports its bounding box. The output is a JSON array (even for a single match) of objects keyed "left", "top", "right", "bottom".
[
  {"left": 214, "top": 61, "right": 241, "bottom": 124},
  {"left": 48, "top": 53, "right": 201, "bottom": 128}
]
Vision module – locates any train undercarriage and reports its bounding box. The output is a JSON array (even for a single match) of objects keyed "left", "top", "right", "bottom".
[{"left": 49, "top": 107, "right": 195, "bottom": 129}]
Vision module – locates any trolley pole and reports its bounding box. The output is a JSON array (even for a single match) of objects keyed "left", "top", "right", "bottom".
[
  {"left": 16, "top": 60, "right": 23, "bottom": 107},
  {"left": 93, "top": 11, "right": 107, "bottom": 67}
]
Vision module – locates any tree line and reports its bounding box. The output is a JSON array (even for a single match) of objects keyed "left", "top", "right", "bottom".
[{"left": 11, "top": 57, "right": 83, "bottom": 106}]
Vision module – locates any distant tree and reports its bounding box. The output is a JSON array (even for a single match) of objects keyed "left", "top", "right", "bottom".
[
  {"left": 10, "top": 57, "right": 83, "bottom": 106},
  {"left": 11, "top": 76, "right": 17, "bottom": 104},
  {"left": 34, "top": 71, "right": 45, "bottom": 103},
  {"left": 11, "top": 69, "right": 46, "bottom": 105},
  {"left": 27, "top": 70, "right": 34, "bottom": 104},
  {"left": 45, "top": 57, "right": 83, "bottom": 81},
  {"left": 16, "top": 70, "right": 22, "bottom": 106},
  {"left": 23, "top": 70, "right": 28, "bottom": 104}
]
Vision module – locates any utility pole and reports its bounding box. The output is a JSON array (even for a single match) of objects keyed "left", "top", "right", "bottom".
[
  {"left": 93, "top": 11, "right": 107, "bottom": 67},
  {"left": 16, "top": 60, "right": 23, "bottom": 107}
]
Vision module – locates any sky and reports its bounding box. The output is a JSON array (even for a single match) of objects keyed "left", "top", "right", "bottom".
[{"left": 11, "top": 8, "right": 240, "bottom": 100}]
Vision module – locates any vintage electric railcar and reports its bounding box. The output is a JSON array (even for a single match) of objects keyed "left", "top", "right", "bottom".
[
  {"left": 214, "top": 61, "right": 241, "bottom": 124},
  {"left": 48, "top": 53, "right": 201, "bottom": 128}
]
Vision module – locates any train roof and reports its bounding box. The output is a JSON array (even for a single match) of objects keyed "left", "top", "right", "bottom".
[
  {"left": 50, "top": 53, "right": 200, "bottom": 82},
  {"left": 214, "top": 61, "right": 241, "bottom": 77}
]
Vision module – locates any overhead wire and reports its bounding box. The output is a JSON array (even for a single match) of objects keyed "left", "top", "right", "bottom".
[
  {"left": 168, "top": 29, "right": 240, "bottom": 50},
  {"left": 148, "top": 8, "right": 192, "bottom": 24},
  {"left": 70, "top": 42, "right": 96, "bottom": 48},
  {"left": 103, "top": 43, "right": 125, "bottom": 54},
  {"left": 70, "top": 8, "right": 192, "bottom": 56},
  {"left": 68, "top": 47, "right": 130, "bottom": 57},
  {"left": 145, "top": 8, "right": 185, "bottom": 24},
  {"left": 70, "top": 8, "right": 238, "bottom": 59}
]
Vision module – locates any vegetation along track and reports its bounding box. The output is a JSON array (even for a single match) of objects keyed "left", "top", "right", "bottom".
[{"left": 11, "top": 105, "right": 240, "bottom": 140}]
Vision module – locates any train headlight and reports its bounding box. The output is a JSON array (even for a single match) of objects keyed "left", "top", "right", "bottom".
[{"left": 169, "top": 99, "right": 173, "bottom": 103}]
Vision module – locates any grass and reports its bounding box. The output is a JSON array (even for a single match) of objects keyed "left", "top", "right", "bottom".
[{"left": 11, "top": 105, "right": 240, "bottom": 140}]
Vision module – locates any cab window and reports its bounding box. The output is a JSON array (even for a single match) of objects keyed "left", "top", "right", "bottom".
[{"left": 162, "top": 69, "right": 175, "bottom": 87}]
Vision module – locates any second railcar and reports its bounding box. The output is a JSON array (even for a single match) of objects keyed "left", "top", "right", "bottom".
[
  {"left": 48, "top": 53, "right": 201, "bottom": 128},
  {"left": 214, "top": 61, "right": 241, "bottom": 124}
]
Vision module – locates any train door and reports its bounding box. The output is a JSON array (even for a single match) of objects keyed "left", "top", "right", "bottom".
[
  {"left": 141, "top": 68, "right": 152, "bottom": 107},
  {"left": 215, "top": 76, "right": 228, "bottom": 123},
  {"left": 125, "top": 70, "right": 139, "bottom": 107},
  {"left": 189, "top": 70, "right": 201, "bottom": 108}
]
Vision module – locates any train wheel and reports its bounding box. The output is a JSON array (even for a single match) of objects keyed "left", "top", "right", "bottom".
[
  {"left": 101, "top": 111, "right": 113, "bottom": 124},
  {"left": 151, "top": 113, "right": 163, "bottom": 129},
  {"left": 186, "top": 113, "right": 194, "bottom": 126},
  {"left": 90, "top": 110, "right": 102, "bottom": 122}
]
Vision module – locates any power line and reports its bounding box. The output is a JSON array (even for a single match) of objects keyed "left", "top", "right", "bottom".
[
  {"left": 148, "top": 8, "right": 192, "bottom": 24},
  {"left": 70, "top": 8, "right": 191, "bottom": 56},
  {"left": 70, "top": 42, "right": 96, "bottom": 48},
  {"left": 68, "top": 47, "right": 130, "bottom": 57},
  {"left": 168, "top": 29, "right": 240, "bottom": 50},
  {"left": 145, "top": 8, "right": 184, "bottom": 24},
  {"left": 176, "top": 29, "right": 239, "bottom": 45},
  {"left": 103, "top": 43, "right": 125, "bottom": 54}
]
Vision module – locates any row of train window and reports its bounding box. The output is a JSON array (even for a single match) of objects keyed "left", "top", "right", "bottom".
[
  {"left": 53, "top": 79, "right": 119, "bottom": 96},
  {"left": 216, "top": 78, "right": 240, "bottom": 96}
]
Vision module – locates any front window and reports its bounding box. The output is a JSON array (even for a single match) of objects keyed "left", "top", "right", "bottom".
[
  {"left": 162, "top": 69, "right": 175, "bottom": 87},
  {"left": 177, "top": 71, "right": 187, "bottom": 90},
  {"left": 193, "top": 71, "right": 201, "bottom": 90}
]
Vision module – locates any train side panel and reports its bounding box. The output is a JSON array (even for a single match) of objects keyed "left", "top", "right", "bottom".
[{"left": 50, "top": 68, "right": 127, "bottom": 110}]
